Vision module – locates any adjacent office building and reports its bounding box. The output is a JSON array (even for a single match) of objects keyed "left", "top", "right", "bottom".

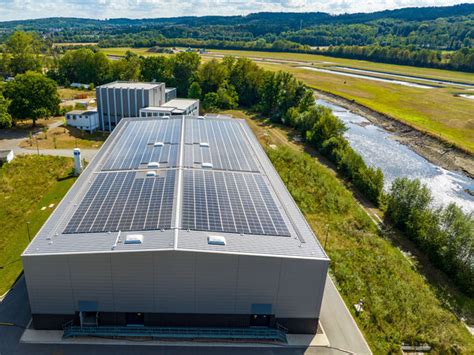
[
  {"left": 22, "top": 115, "right": 329, "bottom": 341},
  {"left": 96, "top": 82, "right": 166, "bottom": 131},
  {"left": 139, "top": 99, "right": 199, "bottom": 118}
]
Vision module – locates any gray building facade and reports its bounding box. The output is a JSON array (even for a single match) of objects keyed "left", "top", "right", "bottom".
[
  {"left": 96, "top": 82, "right": 165, "bottom": 131},
  {"left": 22, "top": 115, "right": 329, "bottom": 335}
]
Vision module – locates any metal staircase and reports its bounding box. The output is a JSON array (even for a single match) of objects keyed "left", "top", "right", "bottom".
[{"left": 63, "top": 325, "right": 288, "bottom": 343}]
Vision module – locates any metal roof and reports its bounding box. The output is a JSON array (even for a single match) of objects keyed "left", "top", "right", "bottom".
[
  {"left": 23, "top": 116, "right": 328, "bottom": 261},
  {"left": 160, "top": 99, "right": 198, "bottom": 110},
  {"left": 66, "top": 109, "right": 98, "bottom": 115},
  {"left": 98, "top": 81, "right": 164, "bottom": 90}
]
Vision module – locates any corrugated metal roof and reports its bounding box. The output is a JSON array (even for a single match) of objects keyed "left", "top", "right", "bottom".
[{"left": 22, "top": 115, "right": 328, "bottom": 261}]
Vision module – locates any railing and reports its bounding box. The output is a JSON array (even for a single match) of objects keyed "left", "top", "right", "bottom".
[{"left": 63, "top": 325, "right": 288, "bottom": 343}]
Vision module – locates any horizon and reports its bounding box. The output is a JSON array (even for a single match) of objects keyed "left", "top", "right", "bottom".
[{"left": 0, "top": 1, "right": 473, "bottom": 22}]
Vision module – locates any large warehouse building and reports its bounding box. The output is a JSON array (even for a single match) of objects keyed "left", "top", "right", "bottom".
[{"left": 22, "top": 115, "right": 329, "bottom": 341}]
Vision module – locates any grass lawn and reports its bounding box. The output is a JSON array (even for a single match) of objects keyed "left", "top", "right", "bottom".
[
  {"left": 222, "top": 109, "right": 473, "bottom": 352},
  {"left": 0, "top": 156, "right": 76, "bottom": 296},
  {"left": 19, "top": 126, "right": 107, "bottom": 149},
  {"left": 58, "top": 87, "right": 95, "bottom": 101}
]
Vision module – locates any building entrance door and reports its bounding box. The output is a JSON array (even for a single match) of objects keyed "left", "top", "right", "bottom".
[{"left": 126, "top": 312, "right": 145, "bottom": 326}]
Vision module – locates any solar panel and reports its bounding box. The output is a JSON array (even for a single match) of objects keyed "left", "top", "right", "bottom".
[
  {"left": 64, "top": 170, "right": 176, "bottom": 234},
  {"left": 183, "top": 118, "right": 259, "bottom": 172},
  {"left": 181, "top": 170, "right": 290, "bottom": 237},
  {"left": 102, "top": 119, "right": 181, "bottom": 171}
]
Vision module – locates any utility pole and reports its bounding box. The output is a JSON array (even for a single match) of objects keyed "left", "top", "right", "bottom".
[
  {"left": 26, "top": 221, "right": 31, "bottom": 242},
  {"left": 35, "top": 137, "right": 39, "bottom": 155}
]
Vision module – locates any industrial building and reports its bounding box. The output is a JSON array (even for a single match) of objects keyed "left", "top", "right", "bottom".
[
  {"left": 96, "top": 82, "right": 199, "bottom": 132},
  {"left": 139, "top": 99, "right": 199, "bottom": 118},
  {"left": 96, "top": 82, "right": 166, "bottom": 131},
  {"left": 65, "top": 109, "right": 99, "bottom": 132},
  {"left": 22, "top": 115, "right": 329, "bottom": 341}
]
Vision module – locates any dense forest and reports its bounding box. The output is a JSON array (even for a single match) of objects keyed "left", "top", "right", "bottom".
[{"left": 0, "top": 4, "right": 474, "bottom": 71}]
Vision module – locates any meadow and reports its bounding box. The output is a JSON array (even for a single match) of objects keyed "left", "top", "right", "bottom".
[
  {"left": 0, "top": 156, "right": 76, "bottom": 295},
  {"left": 205, "top": 48, "right": 474, "bottom": 85}
]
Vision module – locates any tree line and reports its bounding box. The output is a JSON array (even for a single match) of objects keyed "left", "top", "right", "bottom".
[
  {"left": 387, "top": 178, "right": 473, "bottom": 296},
  {"left": 98, "top": 35, "right": 474, "bottom": 73}
]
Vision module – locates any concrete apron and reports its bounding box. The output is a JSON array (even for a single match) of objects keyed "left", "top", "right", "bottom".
[{"left": 20, "top": 320, "right": 330, "bottom": 349}]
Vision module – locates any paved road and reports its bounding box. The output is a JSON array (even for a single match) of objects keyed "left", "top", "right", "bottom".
[
  {"left": 320, "top": 278, "right": 371, "bottom": 354},
  {"left": 14, "top": 148, "right": 99, "bottom": 162},
  {"left": 0, "top": 121, "right": 99, "bottom": 162}
]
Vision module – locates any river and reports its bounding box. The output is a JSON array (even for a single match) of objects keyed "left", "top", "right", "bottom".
[{"left": 317, "top": 99, "right": 474, "bottom": 212}]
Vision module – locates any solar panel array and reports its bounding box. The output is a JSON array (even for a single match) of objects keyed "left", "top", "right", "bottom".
[
  {"left": 183, "top": 119, "right": 259, "bottom": 172},
  {"left": 181, "top": 170, "right": 290, "bottom": 237},
  {"left": 64, "top": 171, "right": 175, "bottom": 234},
  {"left": 102, "top": 119, "right": 181, "bottom": 171},
  {"left": 63, "top": 116, "right": 291, "bottom": 239}
]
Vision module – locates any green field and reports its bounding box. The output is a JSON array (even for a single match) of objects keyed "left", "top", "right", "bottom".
[
  {"left": 100, "top": 47, "right": 169, "bottom": 57},
  {"left": 232, "top": 53, "right": 474, "bottom": 154},
  {"left": 206, "top": 48, "right": 474, "bottom": 85},
  {"left": 0, "top": 155, "right": 76, "bottom": 295},
  {"left": 268, "top": 64, "right": 474, "bottom": 154}
]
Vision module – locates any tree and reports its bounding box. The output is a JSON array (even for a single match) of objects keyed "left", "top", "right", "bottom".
[
  {"left": 5, "top": 71, "right": 60, "bottom": 127},
  {"left": 140, "top": 56, "right": 173, "bottom": 83},
  {"left": 0, "top": 94, "right": 12, "bottom": 128},
  {"left": 188, "top": 81, "right": 202, "bottom": 99},
  {"left": 53, "top": 48, "right": 111, "bottom": 85},
  {"left": 198, "top": 59, "right": 228, "bottom": 94},
  {"left": 171, "top": 52, "right": 200, "bottom": 97},
  {"left": 203, "top": 92, "right": 219, "bottom": 111},
  {"left": 216, "top": 82, "right": 238, "bottom": 109},
  {"left": 111, "top": 51, "right": 141, "bottom": 81},
  {"left": 3, "top": 31, "right": 42, "bottom": 76}
]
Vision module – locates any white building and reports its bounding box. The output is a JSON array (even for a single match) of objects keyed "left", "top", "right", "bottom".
[
  {"left": 139, "top": 99, "right": 199, "bottom": 118},
  {"left": 65, "top": 109, "right": 99, "bottom": 132}
]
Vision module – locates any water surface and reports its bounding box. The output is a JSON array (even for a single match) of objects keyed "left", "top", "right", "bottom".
[{"left": 317, "top": 99, "right": 474, "bottom": 212}]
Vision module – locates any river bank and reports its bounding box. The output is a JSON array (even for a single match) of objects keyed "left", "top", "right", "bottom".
[{"left": 314, "top": 89, "right": 474, "bottom": 180}]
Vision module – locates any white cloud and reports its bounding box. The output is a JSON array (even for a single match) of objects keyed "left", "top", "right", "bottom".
[{"left": 0, "top": 0, "right": 472, "bottom": 21}]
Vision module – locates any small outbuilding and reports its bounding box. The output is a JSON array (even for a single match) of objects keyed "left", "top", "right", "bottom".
[{"left": 65, "top": 109, "right": 99, "bottom": 133}]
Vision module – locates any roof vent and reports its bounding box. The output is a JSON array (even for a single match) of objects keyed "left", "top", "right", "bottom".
[
  {"left": 200, "top": 142, "right": 209, "bottom": 147},
  {"left": 124, "top": 234, "right": 144, "bottom": 244},
  {"left": 208, "top": 236, "right": 226, "bottom": 246},
  {"left": 147, "top": 162, "right": 160, "bottom": 168},
  {"left": 154, "top": 142, "right": 164, "bottom": 147},
  {"left": 202, "top": 162, "right": 213, "bottom": 169},
  {"left": 146, "top": 171, "right": 157, "bottom": 177}
]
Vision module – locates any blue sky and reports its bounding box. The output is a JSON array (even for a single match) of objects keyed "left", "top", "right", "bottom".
[{"left": 0, "top": 1, "right": 473, "bottom": 21}]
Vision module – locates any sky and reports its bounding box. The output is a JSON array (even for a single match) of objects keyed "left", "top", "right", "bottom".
[{"left": 0, "top": 0, "right": 473, "bottom": 22}]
